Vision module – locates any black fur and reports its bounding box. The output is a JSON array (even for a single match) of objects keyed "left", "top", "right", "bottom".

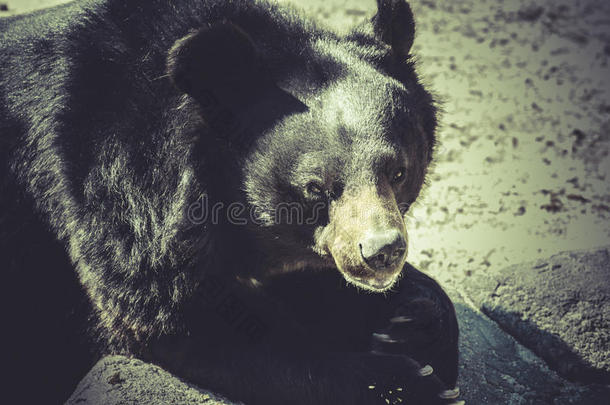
[{"left": 0, "top": 1, "right": 458, "bottom": 404}]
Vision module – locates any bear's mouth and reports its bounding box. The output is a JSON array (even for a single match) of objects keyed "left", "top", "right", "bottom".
[
  {"left": 311, "top": 245, "right": 404, "bottom": 291},
  {"left": 343, "top": 272, "right": 401, "bottom": 292},
  {"left": 325, "top": 243, "right": 406, "bottom": 292},
  {"left": 322, "top": 228, "right": 408, "bottom": 292}
]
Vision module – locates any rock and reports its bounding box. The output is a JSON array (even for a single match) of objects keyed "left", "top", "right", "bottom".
[
  {"left": 461, "top": 247, "right": 610, "bottom": 384},
  {"left": 66, "top": 356, "right": 240, "bottom": 405},
  {"left": 451, "top": 291, "right": 610, "bottom": 404}
]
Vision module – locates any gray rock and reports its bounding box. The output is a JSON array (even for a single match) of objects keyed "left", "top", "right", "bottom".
[
  {"left": 461, "top": 247, "right": 610, "bottom": 384},
  {"left": 66, "top": 355, "right": 240, "bottom": 405},
  {"left": 451, "top": 292, "right": 610, "bottom": 404}
]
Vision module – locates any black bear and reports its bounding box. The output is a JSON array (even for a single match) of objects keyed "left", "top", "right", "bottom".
[{"left": 0, "top": 0, "right": 460, "bottom": 404}]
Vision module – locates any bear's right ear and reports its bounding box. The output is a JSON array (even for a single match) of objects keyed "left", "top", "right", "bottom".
[
  {"left": 167, "top": 22, "right": 261, "bottom": 108},
  {"left": 373, "top": 0, "right": 415, "bottom": 61}
]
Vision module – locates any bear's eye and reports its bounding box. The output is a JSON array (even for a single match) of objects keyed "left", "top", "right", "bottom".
[
  {"left": 306, "top": 182, "right": 324, "bottom": 198},
  {"left": 391, "top": 167, "right": 406, "bottom": 184},
  {"left": 399, "top": 202, "right": 412, "bottom": 214}
]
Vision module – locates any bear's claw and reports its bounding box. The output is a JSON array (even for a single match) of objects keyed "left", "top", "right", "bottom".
[
  {"left": 372, "top": 332, "right": 406, "bottom": 343},
  {"left": 389, "top": 315, "right": 414, "bottom": 323},
  {"left": 418, "top": 364, "right": 434, "bottom": 376},
  {"left": 439, "top": 387, "right": 460, "bottom": 399}
]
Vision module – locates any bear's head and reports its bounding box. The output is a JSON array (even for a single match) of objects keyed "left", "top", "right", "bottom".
[{"left": 167, "top": 0, "right": 436, "bottom": 292}]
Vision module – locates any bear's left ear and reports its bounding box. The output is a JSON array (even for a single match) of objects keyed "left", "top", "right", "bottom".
[
  {"left": 373, "top": 0, "right": 415, "bottom": 60},
  {"left": 167, "top": 22, "right": 263, "bottom": 110}
]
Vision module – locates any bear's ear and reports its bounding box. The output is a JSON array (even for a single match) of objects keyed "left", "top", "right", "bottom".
[
  {"left": 167, "top": 22, "right": 309, "bottom": 144},
  {"left": 167, "top": 22, "right": 261, "bottom": 108},
  {"left": 372, "top": 0, "right": 415, "bottom": 60}
]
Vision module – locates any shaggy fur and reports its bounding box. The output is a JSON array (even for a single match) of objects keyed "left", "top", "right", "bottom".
[{"left": 0, "top": 1, "right": 459, "bottom": 404}]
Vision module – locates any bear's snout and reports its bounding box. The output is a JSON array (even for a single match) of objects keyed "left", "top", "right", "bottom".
[
  {"left": 359, "top": 229, "right": 406, "bottom": 271},
  {"left": 317, "top": 184, "right": 409, "bottom": 292}
]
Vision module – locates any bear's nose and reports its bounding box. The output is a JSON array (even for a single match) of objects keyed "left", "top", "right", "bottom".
[{"left": 359, "top": 230, "right": 406, "bottom": 271}]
